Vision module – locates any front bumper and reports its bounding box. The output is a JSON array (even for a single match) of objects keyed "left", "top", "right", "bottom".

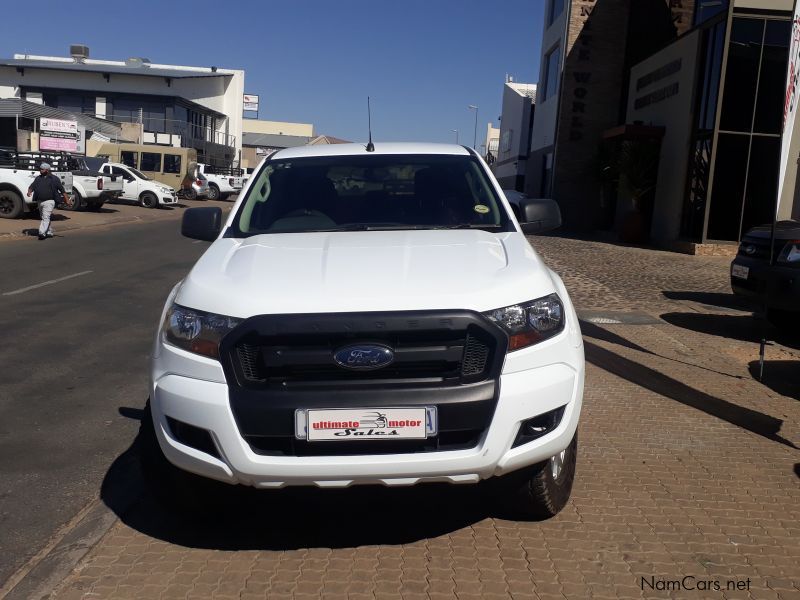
[
  {"left": 730, "top": 257, "right": 800, "bottom": 312},
  {"left": 150, "top": 331, "right": 584, "bottom": 489},
  {"left": 159, "top": 194, "right": 178, "bottom": 206}
]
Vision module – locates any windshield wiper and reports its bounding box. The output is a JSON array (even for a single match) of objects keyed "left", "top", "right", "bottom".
[{"left": 434, "top": 223, "right": 504, "bottom": 230}]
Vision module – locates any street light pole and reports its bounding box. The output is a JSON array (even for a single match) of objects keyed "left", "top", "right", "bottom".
[
  {"left": 451, "top": 129, "right": 459, "bottom": 144},
  {"left": 468, "top": 105, "right": 478, "bottom": 150}
]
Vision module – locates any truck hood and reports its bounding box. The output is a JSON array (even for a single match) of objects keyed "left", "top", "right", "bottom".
[{"left": 176, "top": 230, "right": 558, "bottom": 317}]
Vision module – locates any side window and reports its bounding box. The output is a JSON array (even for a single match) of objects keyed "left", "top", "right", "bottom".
[
  {"left": 120, "top": 151, "right": 138, "bottom": 169},
  {"left": 102, "top": 166, "right": 110, "bottom": 175},
  {"left": 112, "top": 167, "right": 133, "bottom": 181},
  {"left": 163, "top": 154, "right": 182, "bottom": 174},
  {"left": 140, "top": 152, "right": 162, "bottom": 172}
]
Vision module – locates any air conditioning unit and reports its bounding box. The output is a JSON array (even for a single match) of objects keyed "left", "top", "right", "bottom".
[{"left": 70, "top": 44, "right": 89, "bottom": 63}]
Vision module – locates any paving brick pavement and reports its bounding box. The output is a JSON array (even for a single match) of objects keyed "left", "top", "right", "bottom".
[{"left": 48, "top": 236, "right": 799, "bottom": 600}]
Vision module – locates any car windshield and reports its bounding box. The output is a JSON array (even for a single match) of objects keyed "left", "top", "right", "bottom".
[
  {"left": 128, "top": 166, "right": 151, "bottom": 180},
  {"left": 231, "top": 154, "right": 512, "bottom": 236}
]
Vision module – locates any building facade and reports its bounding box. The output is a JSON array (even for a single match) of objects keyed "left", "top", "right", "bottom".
[
  {"left": 526, "top": 0, "right": 799, "bottom": 245},
  {"left": 0, "top": 48, "right": 244, "bottom": 168},
  {"left": 526, "top": 0, "right": 695, "bottom": 231},
  {"left": 627, "top": 0, "right": 796, "bottom": 244},
  {"left": 492, "top": 80, "right": 536, "bottom": 190}
]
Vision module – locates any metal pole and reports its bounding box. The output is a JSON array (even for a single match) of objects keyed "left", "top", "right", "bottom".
[
  {"left": 758, "top": 0, "right": 798, "bottom": 381},
  {"left": 451, "top": 129, "right": 459, "bottom": 144},
  {"left": 468, "top": 105, "right": 479, "bottom": 149}
]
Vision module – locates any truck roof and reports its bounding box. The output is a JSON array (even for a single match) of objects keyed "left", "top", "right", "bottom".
[{"left": 271, "top": 142, "right": 472, "bottom": 160}]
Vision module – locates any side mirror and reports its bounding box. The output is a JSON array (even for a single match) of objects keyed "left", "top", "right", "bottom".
[
  {"left": 518, "top": 198, "right": 562, "bottom": 234},
  {"left": 181, "top": 207, "right": 223, "bottom": 241}
]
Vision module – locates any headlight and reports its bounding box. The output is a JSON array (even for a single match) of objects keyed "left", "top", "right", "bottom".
[
  {"left": 777, "top": 240, "right": 800, "bottom": 264},
  {"left": 162, "top": 303, "right": 241, "bottom": 359},
  {"left": 484, "top": 294, "right": 565, "bottom": 351}
]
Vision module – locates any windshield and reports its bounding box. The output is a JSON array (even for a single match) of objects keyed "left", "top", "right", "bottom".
[
  {"left": 230, "top": 154, "right": 511, "bottom": 236},
  {"left": 128, "top": 166, "right": 151, "bottom": 180}
]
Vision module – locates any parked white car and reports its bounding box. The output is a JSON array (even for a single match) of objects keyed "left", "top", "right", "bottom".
[
  {"left": 145, "top": 143, "right": 584, "bottom": 519},
  {"left": 99, "top": 162, "right": 177, "bottom": 208},
  {"left": 198, "top": 163, "right": 243, "bottom": 200}
]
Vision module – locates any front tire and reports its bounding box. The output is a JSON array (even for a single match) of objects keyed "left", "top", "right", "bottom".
[
  {"left": 207, "top": 184, "right": 220, "bottom": 200},
  {"left": 139, "top": 401, "right": 228, "bottom": 513},
  {"left": 0, "top": 189, "right": 23, "bottom": 219},
  {"left": 139, "top": 192, "right": 158, "bottom": 209},
  {"left": 495, "top": 431, "right": 578, "bottom": 520}
]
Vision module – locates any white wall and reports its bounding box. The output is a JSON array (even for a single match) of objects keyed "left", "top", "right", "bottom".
[
  {"left": 243, "top": 120, "right": 315, "bottom": 137},
  {"left": 530, "top": 4, "right": 567, "bottom": 153},
  {"left": 494, "top": 83, "right": 534, "bottom": 182},
  {"left": 0, "top": 63, "right": 244, "bottom": 154},
  {"left": 627, "top": 30, "right": 701, "bottom": 242}
]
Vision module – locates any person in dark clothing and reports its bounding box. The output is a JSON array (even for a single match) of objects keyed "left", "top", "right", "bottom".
[{"left": 27, "top": 162, "right": 70, "bottom": 240}]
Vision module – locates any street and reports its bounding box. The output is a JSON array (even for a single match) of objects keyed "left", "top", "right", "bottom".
[
  {"left": 0, "top": 217, "right": 211, "bottom": 588},
  {"left": 0, "top": 222, "right": 797, "bottom": 600}
]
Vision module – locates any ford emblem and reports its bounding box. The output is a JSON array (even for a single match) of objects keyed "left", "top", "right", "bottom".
[{"left": 333, "top": 344, "right": 395, "bottom": 370}]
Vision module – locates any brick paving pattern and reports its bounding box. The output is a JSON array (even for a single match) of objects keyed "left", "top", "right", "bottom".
[{"left": 52, "top": 236, "right": 800, "bottom": 600}]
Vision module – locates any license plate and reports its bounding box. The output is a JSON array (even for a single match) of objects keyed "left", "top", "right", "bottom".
[
  {"left": 296, "top": 407, "right": 436, "bottom": 441},
  {"left": 732, "top": 264, "right": 749, "bottom": 280}
]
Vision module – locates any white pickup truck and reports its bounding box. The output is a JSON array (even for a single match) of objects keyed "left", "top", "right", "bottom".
[
  {"left": 145, "top": 143, "right": 585, "bottom": 520},
  {"left": 67, "top": 156, "right": 124, "bottom": 212},
  {"left": 197, "top": 163, "right": 243, "bottom": 201},
  {"left": 0, "top": 149, "right": 73, "bottom": 219}
]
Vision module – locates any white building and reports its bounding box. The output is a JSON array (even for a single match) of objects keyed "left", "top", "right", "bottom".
[
  {"left": 0, "top": 46, "right": 244, "bottom": 167},
  {"left": 492, "top": 79, "right": 536, "bottom": 190}
]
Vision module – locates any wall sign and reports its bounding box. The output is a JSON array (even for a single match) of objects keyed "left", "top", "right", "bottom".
[
  {"left": 243, "top": 94, "right": 260, "bottom": 112},
  {"left": 39, "top": 118, "right": 79, "bottom": 152}
]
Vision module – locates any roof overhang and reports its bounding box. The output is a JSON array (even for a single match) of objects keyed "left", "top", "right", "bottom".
[
  {"left": 0, "top": 98, "right": 123, "bottom": 136},
  {"left": 0, "top": 59, "right": 233, "bottom": 80}
]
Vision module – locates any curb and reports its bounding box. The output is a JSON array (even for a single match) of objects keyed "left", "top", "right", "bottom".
[{"left": 0, "top": 452, "right": 143, "bottom": 600}]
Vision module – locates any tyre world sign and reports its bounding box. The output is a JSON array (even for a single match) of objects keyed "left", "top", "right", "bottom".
[{"left": 39, "top": 118, "right": 79, "bottom": 152}]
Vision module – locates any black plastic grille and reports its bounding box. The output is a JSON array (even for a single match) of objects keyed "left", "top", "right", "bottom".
[
  {"left": 462, "top": 334, "right": 490, "bottom": 376},
  {"left": 231, "top": 329, "right": 494, "bottom": 389},
  {"left": 219, "top": 311, "right": 507, "bottom": 458},
  {"left": 245, "top": 429, "right": 482, "bottom": 457}
]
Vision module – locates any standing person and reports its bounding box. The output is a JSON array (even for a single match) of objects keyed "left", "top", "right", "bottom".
[{"left": 27, "top": 162, "right": 70, "bottom": 240}]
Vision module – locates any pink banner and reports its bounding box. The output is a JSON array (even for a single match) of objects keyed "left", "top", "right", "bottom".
[{"left": 40, "top": 137, "right": 78, "bottom": 152}]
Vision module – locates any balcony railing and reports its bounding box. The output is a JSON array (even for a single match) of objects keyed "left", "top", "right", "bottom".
[{"left": 84, "top": 111, "right": 236, "bottom": 149}]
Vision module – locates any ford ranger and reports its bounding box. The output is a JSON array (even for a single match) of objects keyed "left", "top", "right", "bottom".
[{"left": 144, "top": 143, "right": 585, "bottom": 518}]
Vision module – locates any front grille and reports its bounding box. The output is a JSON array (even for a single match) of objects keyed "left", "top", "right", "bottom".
[
  {"left": 245, "top": 429, "right": 482, "bottom": 457},
  {"left": 219, "top": 311, "right": 507, "bottom": 458},
  {"left": 229, "top": 327, "right": 496, "bottom": 389}
]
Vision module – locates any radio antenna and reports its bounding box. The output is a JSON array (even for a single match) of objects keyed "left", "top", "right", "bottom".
[{"left": 366, "top": 96, "right": 375, "bottom": 152}]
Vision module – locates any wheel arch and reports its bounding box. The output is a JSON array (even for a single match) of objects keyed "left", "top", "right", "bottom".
[{"left": 0, "top": 182, "right": 26, "bottom": 198}]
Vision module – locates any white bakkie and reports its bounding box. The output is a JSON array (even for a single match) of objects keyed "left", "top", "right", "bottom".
[{"left": 146, "top": 143, "right": 585, "bottom": 518}]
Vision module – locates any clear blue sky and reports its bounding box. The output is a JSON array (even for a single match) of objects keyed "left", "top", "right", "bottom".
[{"left": 1, "top": 0, "right": 544, "bottom": 145}]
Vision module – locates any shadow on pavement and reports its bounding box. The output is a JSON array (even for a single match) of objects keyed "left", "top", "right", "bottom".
[
  {"left": 662, "top": 290, "right": 755, "bottom": 312},
  {"left": 102, "top": 408, "right": 493, "bottom": 551},
  {"left": 583, "top": 339, "right": 797, "bottom": 450},
  {"left": 580, "top": 320, "right": 744, "bottom": 380},
  {"left": 748, "top": 361, "right": 800, "bottom": 401},
  {"left": 660, "top": 312, "right": 800, "bottom": 350}
]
